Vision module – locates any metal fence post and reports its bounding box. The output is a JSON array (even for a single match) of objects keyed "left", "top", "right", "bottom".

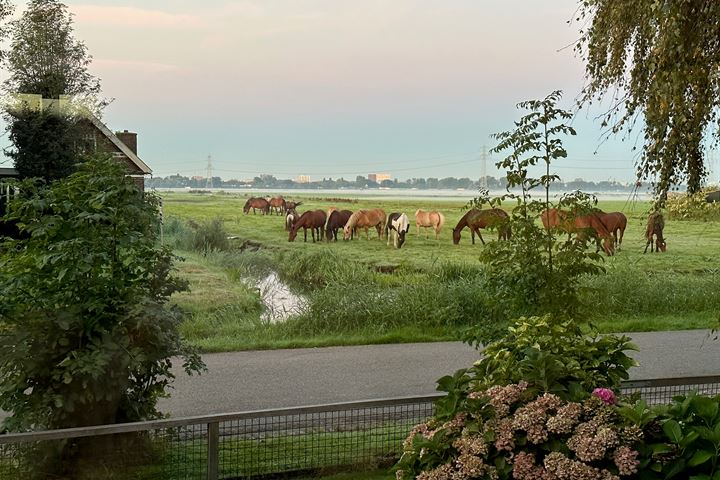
[{"left": 208, "top": 421, "right": 219, "bottom": 480}]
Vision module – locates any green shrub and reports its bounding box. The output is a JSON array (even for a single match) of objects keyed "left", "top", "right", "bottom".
[{"left": 666, "top": 186, "right": 720, "bottom": 221}]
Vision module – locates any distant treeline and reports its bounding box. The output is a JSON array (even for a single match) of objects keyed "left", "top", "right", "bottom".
[{"left": 148, "top": 174, "right": 637, "bottom": 192}]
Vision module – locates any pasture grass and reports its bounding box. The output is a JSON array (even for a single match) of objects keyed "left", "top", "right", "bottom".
[{"left": 161, "top": 191, "right": 720, "bottom": 352}]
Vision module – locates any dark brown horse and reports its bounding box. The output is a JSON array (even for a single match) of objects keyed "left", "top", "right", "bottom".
[
  {"left": 243, "top": 197, "right": 270, "bottom": 215},
  {"left": 326, "top": 210, "right": 353, "bottom": 241},
  {"left": 598, "top": 211, "right": 628, "bottom": 250},
  {"left": 452, "top": 208, "right": 510, "bottom": 245},
  {"left": 289, "top": 210, "right": 327, "bottom": 243},
  {"left": 286, "top": 201, "right": 302, "bottom": 211},
  {"left": 644, "top": 212, "right": 666, "bottom": 253},
  {"left": 269, "top": 196, "right": 286, "bottom": 215},
  {"left": 541, "top": 208, "right": 615, "bottom": 255}
]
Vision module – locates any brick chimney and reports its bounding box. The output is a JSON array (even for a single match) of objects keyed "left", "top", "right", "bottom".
[{"left": 116, "top": 129, "right": 137, "bottom": 155}]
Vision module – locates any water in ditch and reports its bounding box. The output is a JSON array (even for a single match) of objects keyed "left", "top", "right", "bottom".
[{"left": 253, "top": 272, "right": 307, "bottom": 323}]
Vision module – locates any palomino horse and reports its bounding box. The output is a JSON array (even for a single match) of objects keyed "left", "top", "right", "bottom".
[
  {"left": 598, "top": 211, "right": 628, "bottom": 250},
  {"left": 644, "top": 212, "right": 667, "bottom": 253},
  {"left": 288, "top": 210, "right": 327, "bottom": 243},
  {"left": 452, "top": 208, "right": 510, "bottom": 245},
  {"left": 243, "top": 197, "right": 270, "bottom": 215},
  {"left": 343, "top": 209, "right": 387, "bottom": 240},
  {"left": 269, "top": 196, "right": 286, "bottom": 215},
  {"left": 326, "top": 210, "right": 353, "bottom": 241},
  {"left": 385, "top": 212, "right": 410, "bottom": 249},
  {"left": 285, "top": 208, "right": 298, "bottom": 231},
  {"left": 541, "top": 208, "right": 615, "bottom": 256},
  {"left": 415, "top": 209, "right": 445, "bottom": 239}
]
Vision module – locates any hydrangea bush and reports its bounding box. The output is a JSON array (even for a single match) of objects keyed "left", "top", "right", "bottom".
[
  {"left": 397, "top": 316, "right": 720, "bottom": 479},
  {"left": 397, "top": 383, "right": 641, "bottom": 480}
]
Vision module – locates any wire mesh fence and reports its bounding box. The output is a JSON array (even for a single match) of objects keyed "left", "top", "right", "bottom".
[{"left": 1, "top": 377, "right": 719, "bottom": 480}]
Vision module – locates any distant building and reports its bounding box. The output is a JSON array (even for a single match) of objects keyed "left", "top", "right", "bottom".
[
  {"left": 296, "top": 175, "right": 311, "bottom": 184},
  {"left": 368, "top": 173, "right": 391, "bottom": 183}
]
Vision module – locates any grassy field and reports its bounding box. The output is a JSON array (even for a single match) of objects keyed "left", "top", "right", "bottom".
[{"left": 161, "top": 191, "right": 720, "bottom": 352}]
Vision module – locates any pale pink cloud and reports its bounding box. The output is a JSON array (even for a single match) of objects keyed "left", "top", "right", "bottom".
[
  {"left": 71, "top": 5, "right": 206, "bottom": 30},
  {"left": 93, "top": 58, "right": 180, "bottom": 74}
]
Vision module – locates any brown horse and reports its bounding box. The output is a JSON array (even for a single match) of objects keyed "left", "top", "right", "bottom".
[
  {"left": 598, "top": 211, "right": 628, "bottom": 249},
  {"left": 288, "top": 210, "right": 327, "bottom": 243},
  {"left": 644, "top": 212, "right": 667, "bottom": 253},
  {"left": 415, "top": 209, "right": 445, "bottom": 239},
  {"left": 243, "top": 197, "right": 270, "bottom": 215},
  {"left": 286, "top": 201, "right": 302, "bottom": 211},
  {"left": 326, "top": 210, "right": 353, "bottom": 241},
  {"left": 343, "top": 209, "right": 386, "bottom": 240},
  {"left": 269, "top": 196, "right": 286, "bottom": 215},
  {"left": 452, "top": 208, "right": 510, "bottom": 245},
  {"left": 541, "top": 208, "right": 615, "bottom": 255}
]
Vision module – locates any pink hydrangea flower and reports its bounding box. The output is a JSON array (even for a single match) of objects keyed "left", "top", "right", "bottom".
[{"left": 592, "top": 388, "right": 616, "bottom": 405}]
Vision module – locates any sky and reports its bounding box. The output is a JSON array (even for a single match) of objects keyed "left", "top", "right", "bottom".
[{"left": 2, "top": 0, "right": 718, "bottom": 184}]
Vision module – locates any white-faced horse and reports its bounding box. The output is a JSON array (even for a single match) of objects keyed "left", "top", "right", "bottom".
[{"left": 385, "top": 212, "right": 410, "bottom": 249}]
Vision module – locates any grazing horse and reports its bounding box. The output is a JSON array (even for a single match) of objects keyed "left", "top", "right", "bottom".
[
  {"left": 415, "top": 209, "right": 445, "bottom": 239},
  {"left": 541, "top": 208, "right": 615, "bottom": 256},
  {"left": 452, "top": 208, "right": 510, "bottom": 245},
  {"left": 285, "top": 208, "right": 298, "bottom": 231},
  {"left": 243, "top": 197, "right": 270, "bottom": 215},
  {"left": 269, "top": 196, "right": 286, "bottom": 215},
  {"left": 286, "top": 201, "right": 302, "bottom": 211},
  {"left": 644, "top": 212, "right": 667, "bottom": 253},
  {"left": 343, "top": 209, "right": 387, "bottom": 240},
  {"left": 385, "top": 212, "right": 410, "bottom": 249},
  {"left": 598, "top": 211, "right": 628, "bottom": 250},
  {"left": 325, "top": 209, "right": 353, "bottom": 241},
  {"left": 288, "top": 210, "right": 327, "bottom": 243}
]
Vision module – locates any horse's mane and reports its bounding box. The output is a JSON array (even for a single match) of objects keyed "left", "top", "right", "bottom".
[{"left": 345, "top": 210, "right": 365, "bottom": 229}]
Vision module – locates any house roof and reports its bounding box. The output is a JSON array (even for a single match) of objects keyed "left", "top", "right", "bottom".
[{"left": 86, "top": 114, "right": 152, "bottom": 175}]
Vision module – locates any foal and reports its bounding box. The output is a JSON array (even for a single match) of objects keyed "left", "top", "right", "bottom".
[{"left": 644, "top": 212, "right": 667, "bottom": 253}]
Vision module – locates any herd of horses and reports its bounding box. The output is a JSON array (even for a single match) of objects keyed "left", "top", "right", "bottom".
[{"left": 242, "top": 196, "right": 667, "bottom": 253}]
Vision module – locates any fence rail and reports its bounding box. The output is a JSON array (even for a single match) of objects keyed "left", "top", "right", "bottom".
[{"left": 1, "top": 376, "right": 719, "bottom": 479}]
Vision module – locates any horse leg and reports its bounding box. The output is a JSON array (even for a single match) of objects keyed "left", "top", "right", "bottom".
[
  {"left": 476, "top": 228, "right": 485, "bottom": 245},
  {"left": 644, "top": 237, "right": 651, "bottom": 254},
  {"left": 304, "top": 227, "right": 308, "bottom": 243},
  {"left": 471, "top": 229, "right": 475, "bottom": 245}
]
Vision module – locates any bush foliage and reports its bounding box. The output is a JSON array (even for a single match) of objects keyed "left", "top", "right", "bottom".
[{"left": 0, "top": 158, "right": 203, "bottom": 434}]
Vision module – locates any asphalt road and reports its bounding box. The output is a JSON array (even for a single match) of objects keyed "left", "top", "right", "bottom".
[{"left": 158, "top": 329, "right": 720, "bottom": 418}]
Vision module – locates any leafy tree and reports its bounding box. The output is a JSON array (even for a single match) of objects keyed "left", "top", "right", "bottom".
[
  {"left": 576, "top": 1, "right": 720, "bottom": 202},
  {"left": 0, "top": 157, "right": 203, "bottom": 435},
  {"left": 6, "top": 106, "right": 82, "bottom": 181},
  {"left": 465, "top": 92, "right": 605, "bottom": 344},
  {"left": 3, "top": 0, "right": 103, "bottom": 181},
  {"left": 4, "top": 0, "right": 101, "bottom": 99}
]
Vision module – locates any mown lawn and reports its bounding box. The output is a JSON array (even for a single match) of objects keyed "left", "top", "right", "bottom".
[{"left": 161, "top": 191, "right": 720, "bottom": 352}]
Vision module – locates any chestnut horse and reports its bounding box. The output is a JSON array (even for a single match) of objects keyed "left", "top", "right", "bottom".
[
  {"left": 415, "top": 209, "right": 445, "bottom": 239},
  {"left": 288, "top": 210, "right": 327, "bottom": 243},
  {"left": 243, "top": 197, "right": 270, "bottom": 215},
  {"left": 326, "top": 209, "right": 353, "bottom": 241},
  {"left": 541, "top": 208, "right": 615, "bottom": 255},
  {"left": 644, "top": 212, "right": 666, "bottom": 253},
  {"left": 452, "top": 208, "right": 510, "bottom": 245},
  {"left": 269, "top": 196, "right": 286, "bottom": 215},
  {"left": 343, "top": 209, "right": 387, "bottom": 240},
  {"left": 598, "top": 211, "right": 627, "bottom": 249},
  {"left": 385, "top": 212, "right": 410, "bottom": 249}
]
